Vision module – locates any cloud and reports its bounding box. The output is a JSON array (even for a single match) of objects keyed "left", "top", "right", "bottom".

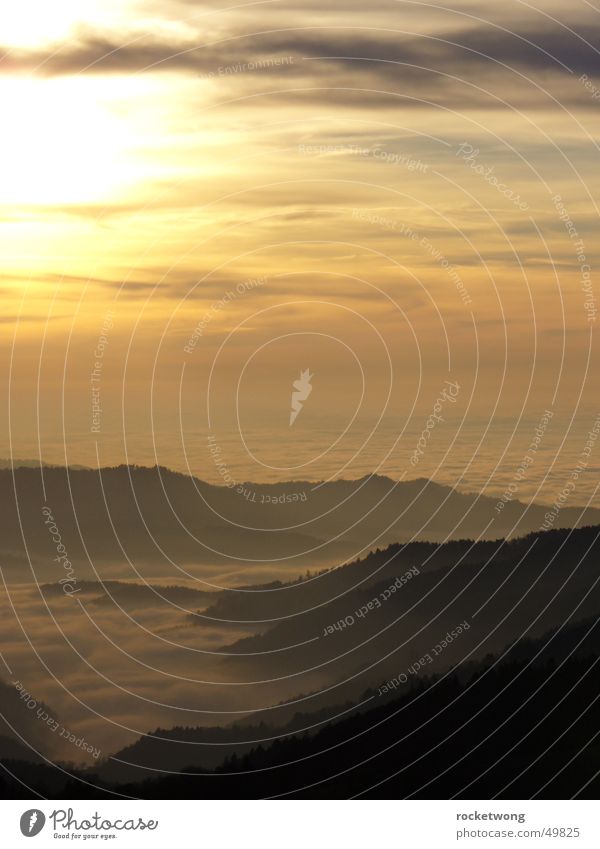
[
  {"left": 1, "top": 20, "right": 598, "bottom": 120},
  {"left": 0, "top": 580, "right": 328, "bottom": 759},
  {"left": 3, "top": 22, "right": 600, "bottom": 82},
  {"left": 0, "top": 314, "right": 69, "bottom": 324}
]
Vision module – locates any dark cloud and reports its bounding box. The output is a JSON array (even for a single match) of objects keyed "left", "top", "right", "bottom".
[
  {"left": 2, "top": 23, "right": 599, "bottom": 115},
  {"left": 0, "top": 314, "right": 70, "bottom": 324},
  {"left": 3, "top": 24, "right": 600, "bottom": 79}
]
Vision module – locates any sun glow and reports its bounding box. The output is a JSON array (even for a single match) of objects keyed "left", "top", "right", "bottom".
[
  {"left": 0, "top": 76, "right": 138, "bottom": 206},
  {"left": 0, "top": 1, "right": 124, "bottom": 49}
]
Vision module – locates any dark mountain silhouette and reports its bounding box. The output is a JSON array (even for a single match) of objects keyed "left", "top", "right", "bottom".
[
  {"left": 172, "top": 524, "right": 598, "bottom": 727},
  {"left": 2, "top": 464, "right": 598, "bottom": 580},
  {"left": 0, "top": 459, "right": 90, "bottom": 470},
  {"left": 40, "top": 579, "right": 217, "bottom": 609},
  {"left": 4, "top": 522, "right": 598, "bottom": 791},
  {"left": 137, "top": 649, "right": 600, "bottom": 799},
  {"left": 96, "top": 700, "right": 358, "bottom": 785},
  {"left": 87, "top": 523, "right": 600, "bottom": 787},
  {"left": 0, "top": 679, "right": 59, "bottom": 762},
  {"left": 2, "top": 615, "right": 600, "bottom": 798},
  {"left": 3, "top": 462, "right": 600, "bottom": 799}
]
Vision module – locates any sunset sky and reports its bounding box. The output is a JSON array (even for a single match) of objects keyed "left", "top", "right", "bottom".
[{"left": 1, "top": 0, "right": 598, "bottom": 481}]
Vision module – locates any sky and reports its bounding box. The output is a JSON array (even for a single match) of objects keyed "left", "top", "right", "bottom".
[{"left": 1, "top": 0, "right": 599, "bottom": 483}]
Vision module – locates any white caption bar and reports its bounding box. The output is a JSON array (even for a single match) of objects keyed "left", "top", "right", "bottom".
[{"left": 0, "top": 800, "right": 598, "bottom": 847}]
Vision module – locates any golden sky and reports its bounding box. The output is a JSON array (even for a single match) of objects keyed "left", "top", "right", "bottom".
[{"left": 1, "top": 0, "right": 599, "bottom": 477}]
